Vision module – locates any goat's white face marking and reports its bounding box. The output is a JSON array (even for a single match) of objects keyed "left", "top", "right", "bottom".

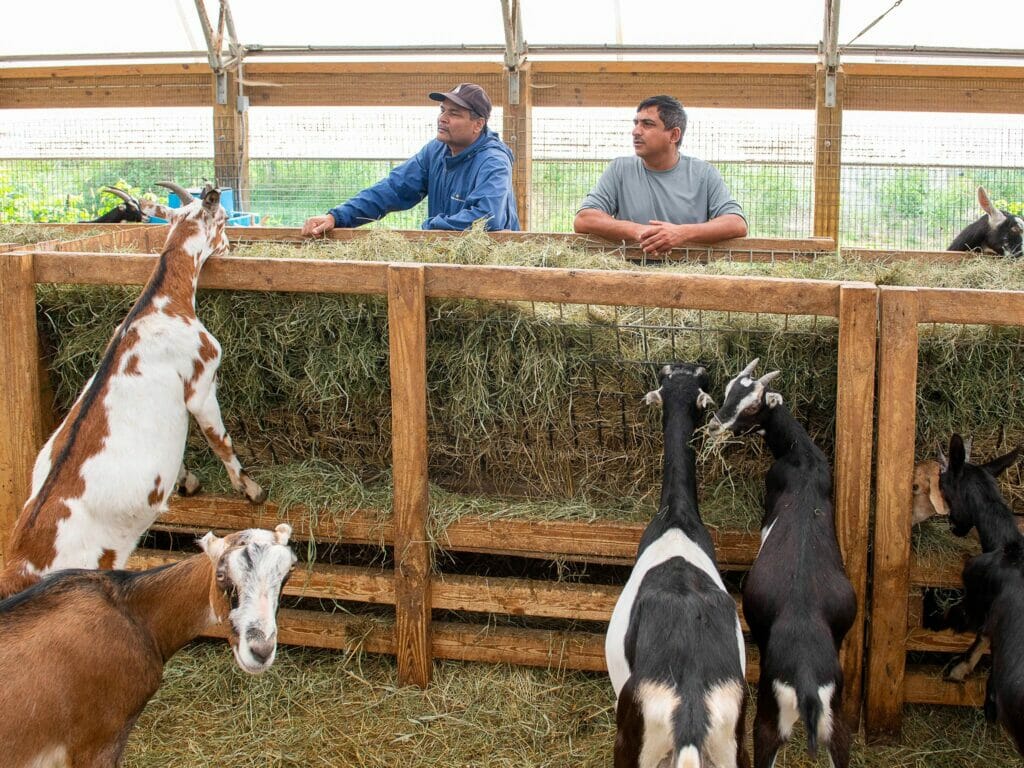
[{"left": 201, "top": 525, "right": 296, "bottom": 674}]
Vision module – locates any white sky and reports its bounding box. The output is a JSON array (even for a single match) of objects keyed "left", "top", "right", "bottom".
[{"left": 1, "top": 0, "right": 1022, "bottom": 58}]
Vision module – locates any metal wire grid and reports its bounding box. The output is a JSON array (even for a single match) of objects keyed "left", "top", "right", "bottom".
[{"left": 840, "top": 109, "right": 1024, "bottom": 250}]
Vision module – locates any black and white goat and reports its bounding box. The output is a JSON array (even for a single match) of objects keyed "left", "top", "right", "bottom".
[
  {"left": 948, "top": 186, "right": 1023, "bottom": 257},
  {"left": 923, "top": 434, "right": 1023, "bottom": 685},
  {"left": 84, "top": 186, "right": 148, "bottom": 224},
  {"left": 606, "top": 363, "right": 748, "bottom": 768},
  {"left": 709, "top": 358, "right": 855, "bottom": 768}
]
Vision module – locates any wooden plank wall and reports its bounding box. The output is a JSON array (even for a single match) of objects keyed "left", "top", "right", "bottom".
[{"left": 4, "top": 61, "right": 1023, "bottom": 243}]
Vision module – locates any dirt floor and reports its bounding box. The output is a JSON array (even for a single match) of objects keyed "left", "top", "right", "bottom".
[{"left": 121, "top": 641, "right": 1020, "bottom": 767}]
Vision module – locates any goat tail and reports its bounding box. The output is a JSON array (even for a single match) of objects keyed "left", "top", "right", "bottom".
[{"left": 798, "top": 684, "right": 823, "bottom": 758}]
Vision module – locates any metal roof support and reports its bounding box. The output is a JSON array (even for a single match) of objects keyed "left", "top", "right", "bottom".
[
  {"left": 194, "top": 0, "right": 244, "bottom": 107},
  {"left": 822, "top": 0, "right": 841, "bottom": 107},
  {"left": 500, "top": 0, "right": 527, "bottom": 106}
]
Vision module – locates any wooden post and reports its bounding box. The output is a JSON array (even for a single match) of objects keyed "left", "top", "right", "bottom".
[
  {"left": 0, "top": 253, "right": 42, "bottom": 563},
  {"left": 502, "top": 62, "right": 532, "bottom": 232},
  {"left": 387, "top": 264, "right": 432, "bottom": 687},
  {"left": 865, "top": 286, "right": 920, "bottom": 738},
  {"left": 833, "top": 282, "right": 878, "bottom": 727},
  {"left": 813, "top": 65, "right": 842, "bottom": 243},
  {"left": 213, "top": 69, "right": 250, "bottom": 212}
]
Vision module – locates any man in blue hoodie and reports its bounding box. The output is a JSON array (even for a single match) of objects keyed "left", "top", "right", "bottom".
[{"left": 301, "top": 83, "right": 520, "bottom": 235}]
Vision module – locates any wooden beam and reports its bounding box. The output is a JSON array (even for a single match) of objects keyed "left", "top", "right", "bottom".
[
  {"left": 834, "top": 282, "right": 878, "bottom": 726},
  {"left": 503, "top": 62, "right": 532, "bottom": 232},
  {"left": 151, "top": 496, "right": 765, "bottom": 567},
  {"left": 865, "top": 287, "right": 920, "bottom": 738},
  {"left": 388, "top": 265, "right": 432, "bottom": 687},
  {"left": 813, "top": 66, "right": 842, "bottom": 241},
  {"left": 0, "top": 254, "right": 43, "bottom": 564},
  {"left": 213, "top": 69, "right": 250, "bottom": 210},
  {"left": 529, "top": 63, "right": 815, "bottom": 109},
  {"left": 29, "top": 251, "right": 845, "bottom": 317},
  {"left": 916, "top": 288, "right": 1024, "bottom": 326}
]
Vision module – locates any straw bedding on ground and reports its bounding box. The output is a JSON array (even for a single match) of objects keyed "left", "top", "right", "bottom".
[{"left": 120, "top": 641, "right": 1019, "bottom": 768}]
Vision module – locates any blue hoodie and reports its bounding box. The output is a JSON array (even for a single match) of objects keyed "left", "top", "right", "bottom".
[{"left": 328, "top": 127, "right": 520, "bottom": 231}]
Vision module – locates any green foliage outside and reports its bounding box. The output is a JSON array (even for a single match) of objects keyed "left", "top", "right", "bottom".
[{"left": 2, "top": 156, "right": 1023, "bottom": 248}]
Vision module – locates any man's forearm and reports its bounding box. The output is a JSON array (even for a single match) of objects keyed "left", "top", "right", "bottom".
[
  {"left": 573, "top": 209, "right": 643, "bottom": 242},
  {"left": 682, "top": 214, "right": 748, "bottom": 244}
]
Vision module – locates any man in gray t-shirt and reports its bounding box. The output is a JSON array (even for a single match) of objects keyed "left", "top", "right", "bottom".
[{"left": 574, "top": 95, "right": 747, "bottom": 254}]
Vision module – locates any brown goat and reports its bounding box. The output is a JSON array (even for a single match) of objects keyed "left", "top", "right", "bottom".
[
  {"left": 912, "top": 459, "right": 950, "bottom": 525},
  {"left": 0, "top": 524, "right": 295, "bottom": 768}
]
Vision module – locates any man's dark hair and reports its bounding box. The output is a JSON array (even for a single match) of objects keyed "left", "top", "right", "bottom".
[{"left": 637, "top": 95, "right": 687, "bottom": 147}]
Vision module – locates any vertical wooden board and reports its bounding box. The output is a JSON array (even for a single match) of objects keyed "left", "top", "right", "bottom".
[
  {"left": 502, "top": 64, "right": 533, "bottom": 232},
  {"left": 865, "top": 287, "right": 920, "bottom": 738},
  {"left": 834, "top": 283, "right": 878, "bottom": 726},
  {"left": 387, "top": 265, "right": 432, "bottom": 687},
  {"left": 0, "top": 254, "right": 43, "bottom": 563},
  {"left": 213, "top": 71, "right": 251, "bottom": 211},
  {"left": 813, "top": 67, "right": 843, "bottom": 242}
]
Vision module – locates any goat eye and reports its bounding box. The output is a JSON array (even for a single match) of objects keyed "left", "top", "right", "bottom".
[
  {"left": 743, "top": 403, "right": 759, "bottom": 415},
  {"left": 912, "top": 483, "right": 920, "bottom": 493}
]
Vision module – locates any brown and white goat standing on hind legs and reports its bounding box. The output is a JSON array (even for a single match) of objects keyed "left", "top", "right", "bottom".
[
  {"left": 0, "top": 523, "right": 296, "bottom": 768},
  {"left": 710, "top": 359, "right": 856, "bottom": 768},
  {"left": 0, "top": 182, "right": 265, "bottom": 599}
]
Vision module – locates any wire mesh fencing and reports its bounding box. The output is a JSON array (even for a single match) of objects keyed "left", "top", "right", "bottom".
[{"left": 1, "top": 74, "right": 1023, "bottom": 249}]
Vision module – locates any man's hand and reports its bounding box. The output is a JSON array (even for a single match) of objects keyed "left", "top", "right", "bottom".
[
  {"left": 301, "top": 214, "right": 336, "bottom": 238},
  {"left": 638, "top": 220, "right": 690, "bottom": 254}
]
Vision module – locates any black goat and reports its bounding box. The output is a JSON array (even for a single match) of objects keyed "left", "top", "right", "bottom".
[
  {"left": 948, "top": 186, "right": 1023, "bottom": 257},
  {"left": 710, "top": 358, "right": 855, "bottom": 768},
  {"left": 605, "top": 363, "right": 749, "bottom": 768},
  {"left": 84, "top": 186, "right": 147, "bottom": 224},
  {"left": 938, "top": 433, "right": 1022, "bottom": 553},
  {"left": 923, "top": 434, "right": 1023, "bottom": 687},
  {"left": 938, "top": 541, "right": 1024, "bottom": 755}
]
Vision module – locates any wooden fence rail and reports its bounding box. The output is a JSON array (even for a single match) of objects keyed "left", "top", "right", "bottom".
[{"left": 0, "top": 229, "right": 875, "bottom": 729}]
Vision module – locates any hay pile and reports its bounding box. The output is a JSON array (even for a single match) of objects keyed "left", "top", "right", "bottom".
[
  {"left": 0, "top": 223, "right": 108, "bottom": 245},
  {"left": 34, "top": 235, "right": 1024, "bottom": 560},
  {"left": 120, "top": 641, "right": 1019, "bottom": 767}
]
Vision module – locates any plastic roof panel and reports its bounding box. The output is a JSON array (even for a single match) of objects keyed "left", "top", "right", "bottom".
[{"left": 521, "top": 0, "right": 824, "bottom": 46}]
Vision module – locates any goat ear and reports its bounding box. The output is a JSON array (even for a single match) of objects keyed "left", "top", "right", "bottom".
[
  {"left": 978, "top": 186, "right": 1006, "bottom": 227},
  {"left": 274, "top": 523, "right": 293, "bottom": 545},
  {"left": 765, "top": 392, "right": 784, "bottom": 409},
  {"left": 949, "top": 434, "right": 967, "bottom": 472},
  {"left": 983, "top": 446, "right": 1022, "bottom": 478},
  {"left": 643, "top": 387, "right": 663, "bottom": 406},
  {"left": 198, "top": 531, "right": 227, "bottom": 561},
  {"left": 696, "top": 389, "right": 715, "bottom": 410}
]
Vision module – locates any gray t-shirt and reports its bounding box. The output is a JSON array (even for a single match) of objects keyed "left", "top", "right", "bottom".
[{"left": 578, "top": 154, "right": 746, "bottom": 225}]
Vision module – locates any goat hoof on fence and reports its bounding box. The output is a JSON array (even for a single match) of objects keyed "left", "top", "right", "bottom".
[{"left": 176, "top": 472, "right": 202, "bottom": 497}]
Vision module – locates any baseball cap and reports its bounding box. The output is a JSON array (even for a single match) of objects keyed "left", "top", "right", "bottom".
[{"left": 428, "top": 83, "right": 492, "bottom": 120}]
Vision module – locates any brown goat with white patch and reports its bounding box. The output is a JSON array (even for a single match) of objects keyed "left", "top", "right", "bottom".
[
  {"left": 1, "top": 183, "right": 265, "bottom": 599},
  {"left": 0, "top": 524, "right": 296, "bottom": 768}
]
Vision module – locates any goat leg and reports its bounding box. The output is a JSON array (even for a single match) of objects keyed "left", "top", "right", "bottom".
[
  {"left": 188, "top": 377, "right": 266, "bottom": 505},
  {"left": 946, "top": 633, "right": 990, "bottom": 682},
  {"left": 175, "top": 464, "right": 202, "bottom": 496},
  {"left": 984, "top": 673, "right": 998, "bottom": 723}
]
